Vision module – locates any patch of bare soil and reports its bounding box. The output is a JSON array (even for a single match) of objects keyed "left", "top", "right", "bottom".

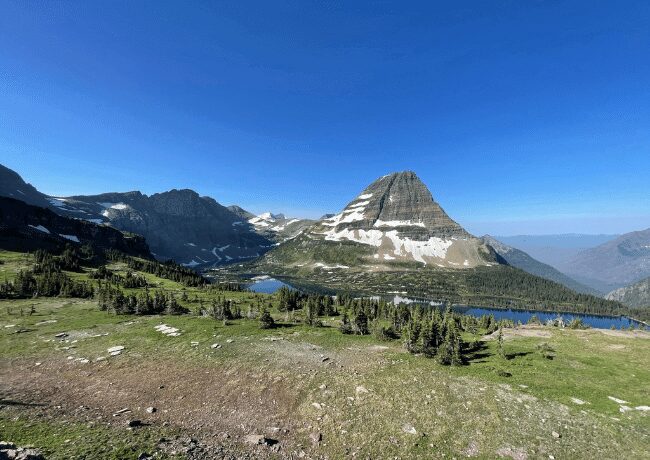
[
  {"left": 483, "top": 326, "right": 552, "bottom": 341},
  {"left": 581, "top": 328, "right": 650, "bottom": 339},
  {"left": 0, "top": 356, "right": 315, "bottom": 459}
]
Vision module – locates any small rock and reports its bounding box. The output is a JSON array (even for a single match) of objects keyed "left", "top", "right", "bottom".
[
  {"left": 355, "top": 385, "right": 369, "bottom": 394},
  {"left": 54, "top": 332, "right": 67, "bottom": 338},
  {"left": 0, "top": 441, "right": 16, "bottom": 449},
  {"left": 551, "top": 431, "right": 561, "bottom": 439},
  {"left": 107, "top": 346, "right": 125, "bottom": 354},
  {"left": 321, "top": 357, "right": 329, "bottom": 362},
  {"left": 113, "top": 408, "right": 131, "bottom": 416},
  {"left": 311, "top": 402, "right": 322, "bottom": 410},
  {"left": 226, "top": 339, "right": 234, "bottom": 343},
  {"left": 211, "top": 343, "right": 220, "bottom": 349},
  {"left": 244, "top": 434, "right": 273, "bottom": 445},
  {"left": 310, "top": 432, "right": 322, "bottom": 446},
  {"left": 319, "top": 384, "right": 327, "bottom": 390},
  {"left": 402, "top": 423, "right": 417, "bottom": 435},
  {"left": 138, "top": 453, "right": 153, "bottom": 460},
  {"left": 146, "top": 407, "right": 156, "bottom": 414},
  {"left": 190, "top": 341, "right": 199, "bottom": 347}
]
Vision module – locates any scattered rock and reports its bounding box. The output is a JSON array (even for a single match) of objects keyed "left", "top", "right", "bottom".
[
  {"left": 635, "top": 405, "right": 650, "bottom": 411},
  {"left": 0, "top": 442, "right": 16, "bottom": 450},
  {"left": 244, "top": 434, "right": 275, "bottom": 446},
  {"left": 402, "top": 423, "right": 417, "bottom": 435},
  {"left": 496, "top": 446, "right": 528, "bottom": 460},
  {"left": 309, "top": 432, "right": 322, "bottom": 446},
  {"left": 154, "top": 324, "right": 181, "bottom": 337}
]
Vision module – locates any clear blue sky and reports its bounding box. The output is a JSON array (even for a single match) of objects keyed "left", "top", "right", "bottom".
[{"left": 1, "top": 1, "right": 649, "bottom": 235}]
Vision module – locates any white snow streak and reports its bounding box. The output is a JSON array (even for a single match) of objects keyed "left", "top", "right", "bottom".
[
  {"left": 59, "top": 234, "right": 80, "bottom": 243},
  {"left": 28, "top": 225, "right": 51, "bottom": 234}
]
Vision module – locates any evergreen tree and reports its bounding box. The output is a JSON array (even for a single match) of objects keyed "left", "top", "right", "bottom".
[{"left": 259, "top": 309, "right": 275, "bottom": 329}]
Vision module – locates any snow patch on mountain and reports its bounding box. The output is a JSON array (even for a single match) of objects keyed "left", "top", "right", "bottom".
[
  {"left": 314, "top": 262, "right": 350, "bottom": 269},
  {"left": 59, "top": 234, "right": 80, "bottom": 243},
  {"left": 28, "top": 224, "right": 51, "bottom": 234},
  {"left": 374, "top": 220, "right": 425, "bottom": 228}
]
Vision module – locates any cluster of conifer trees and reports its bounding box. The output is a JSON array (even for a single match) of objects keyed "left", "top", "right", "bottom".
[
  {"left": 105, "top": 249, "right": 206, "bottom": 287},
  {"left": 96, "top": 282, "right": 189, "bottom": 315},
  {"left": 1, "top": 249, "right": 94, "bottom": 299}
]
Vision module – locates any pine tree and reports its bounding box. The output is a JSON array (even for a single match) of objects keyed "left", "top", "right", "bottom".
[
  {"left": 354, "top": 310, "right": 369, "bottom": 335},
  {"left": 259, "top": 309, "right": 275, "bottom": 329},
  {"left": 497, "top": 325, "right": 506, "bottom": 359}
]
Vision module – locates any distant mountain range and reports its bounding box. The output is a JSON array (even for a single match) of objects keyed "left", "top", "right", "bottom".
[
  {"left": 480, "top": 235, "right": 596, "bottom": 295},
  {"left": 495, "top": 234, "right": 619, "bottom": 270},
  {"left": 2, "top": 163, "right": 647, "bottom": 308},
  {"left": 562, "top": 229, "right": 650, "bottom": 293},
  {"left": 0, "top": 164, "right": 311, "bottom": 267}
]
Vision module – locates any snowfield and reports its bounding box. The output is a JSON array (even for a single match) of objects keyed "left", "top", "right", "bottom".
[
  {"left": 28, "top": 224, "right": 51, "bottom": 234},
  {"left": 59, "top": 234, "right": 80, "bottom": 243},
  {"left": 373, "top": 219, "right": 426, "bottom": 228}
]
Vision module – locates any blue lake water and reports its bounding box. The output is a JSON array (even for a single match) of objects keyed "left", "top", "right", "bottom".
[
  {"left": 452, "top": 306, "right": 646, "bottom": 330},
  {"left": 246, "top": 278, "right": 647, "bottom": 330},
  {"left": 247, "top": 278, "right": 292, "bottom": 294}
]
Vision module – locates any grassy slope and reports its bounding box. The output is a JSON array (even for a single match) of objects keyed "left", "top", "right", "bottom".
[{"left": 1, "top": 250, "right": 649, "bottom": 459}]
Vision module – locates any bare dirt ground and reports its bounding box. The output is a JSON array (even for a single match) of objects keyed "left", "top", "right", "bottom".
[{"left": 0, "top": 338, "right": 396, "bottom": 459}]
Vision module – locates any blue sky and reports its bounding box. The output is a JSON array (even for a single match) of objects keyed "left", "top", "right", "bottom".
[{"left": 1, "top": 1, "right": 649, "bottom": 235}]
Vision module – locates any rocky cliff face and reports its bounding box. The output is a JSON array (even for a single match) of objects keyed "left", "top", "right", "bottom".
[
  {"left": 0, "top": 197, "right": 151, "bottom": 257},
  {"left": 259, "top": 171, "right": 499, "bottom": 270},
  {"left": 606, "top": 277, "right": 650, "bottom": 308},
  {"left": 62, "top": 189, "right": 275, "bottom": 266}
]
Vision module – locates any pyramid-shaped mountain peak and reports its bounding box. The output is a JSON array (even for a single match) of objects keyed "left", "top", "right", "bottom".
[
  {"left": 326, "top": 171, "right": 469, "bottom": 239},
  {"left": 272, "top": 172, "right": 499, "bottom": 268}
]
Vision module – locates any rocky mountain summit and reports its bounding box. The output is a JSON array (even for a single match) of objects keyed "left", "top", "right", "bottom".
[{"left": 257, "top": 171, "right": 499, "bottom": 271}]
